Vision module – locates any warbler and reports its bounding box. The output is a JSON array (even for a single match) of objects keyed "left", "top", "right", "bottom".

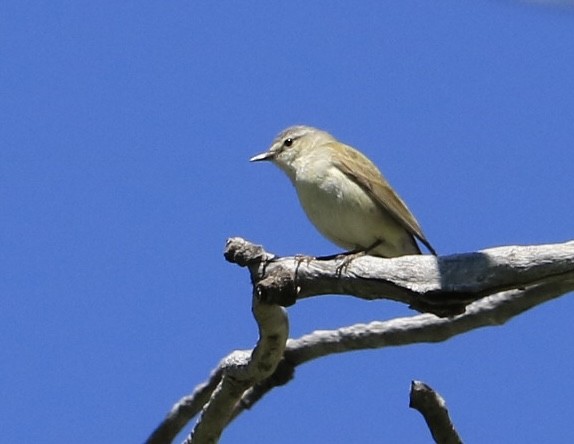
[{"left": 250, "top": 126, "right": 436, "bottom": 258}]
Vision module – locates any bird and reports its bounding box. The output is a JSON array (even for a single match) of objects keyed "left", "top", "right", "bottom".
[{"left": 250, "top": 125, "right": 436, "bottom": 258}]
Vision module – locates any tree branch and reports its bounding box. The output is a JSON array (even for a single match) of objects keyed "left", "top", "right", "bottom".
[
  {"left": 146, "top": 289, "right": 288, "bottom": 444},
  {"left": 186, "top": 295, "right": 289, "bottom": 444},
  {"left": 146, "top": 367, "right": 223, "bottom": 444},
  {"left": 229, "top": 277, "right": 572, "bottom": 420},
  {"left": 225, "top": 238, "right": 574, "bottom": 316},
  {"left": 409, "top": 380, "right": 463, "bottom": 444},
  {"left": 146, "top": 239, "right": 574, "bottom": 442}
]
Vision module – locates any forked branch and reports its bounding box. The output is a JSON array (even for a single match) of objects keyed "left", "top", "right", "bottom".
[{"left": 146, "top": 238, "right": 574, "bottom": 443}]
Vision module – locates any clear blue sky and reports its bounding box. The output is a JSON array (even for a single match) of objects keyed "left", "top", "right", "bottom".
[{"left": 2, "top": 1, "right": 573, "bottom": 443}]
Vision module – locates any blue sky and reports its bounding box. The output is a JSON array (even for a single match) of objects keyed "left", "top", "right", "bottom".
[{"left": 1, "top": 1, "right": 573, "bottom": 443}]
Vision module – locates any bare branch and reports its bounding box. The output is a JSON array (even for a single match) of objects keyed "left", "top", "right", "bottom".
[
  {"left": 409, "top": 380, "right": 463, "bottom": 444},
  {"left": 285, "top": 279, "right": 573, "bottom": 364},
  {"left": 147, "top": 239, "right": 574, "bottom": 442},
  {"left": 186, "top": 296, "right": 288, "bottom": 444},
  {"left": 225, "top": 238, "right": 574, "bottom": 316},
  {"left": 229, "top": 278, "right": 573, "bottom": 420},
  {"left": 145, "top": 289, "right": 289, "bottom": 444},
  {"left": 146, "top": 367, "right": 223, "bottom": 444}
]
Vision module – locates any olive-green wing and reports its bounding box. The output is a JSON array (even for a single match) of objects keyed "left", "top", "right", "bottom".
[{"left": 332, "top": 143, "right": 437, "bottom": 255}]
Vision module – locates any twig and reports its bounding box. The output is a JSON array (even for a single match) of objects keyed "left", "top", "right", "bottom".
[{"left": 409, "top": 380, "right": 463, "bottom": 444}]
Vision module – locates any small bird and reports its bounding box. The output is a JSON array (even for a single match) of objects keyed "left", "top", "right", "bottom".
[{"left": 250, "top": 126, "right": 436, "bottom": 258}]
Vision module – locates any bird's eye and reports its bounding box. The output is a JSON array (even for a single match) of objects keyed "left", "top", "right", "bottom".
[{"left": 284, "top": 138, "right": 293, "bottom": 147}]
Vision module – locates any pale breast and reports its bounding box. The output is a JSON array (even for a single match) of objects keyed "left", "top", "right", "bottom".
[{"left": 294, "top": 165, "right": 416, "bottom": 256}]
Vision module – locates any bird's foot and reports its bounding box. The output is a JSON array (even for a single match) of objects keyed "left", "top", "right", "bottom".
[
  {"left": 335, "top": 250, "right": 367, "bottom": 276},
  {"left": 293, "top": 254, "right": 316, "bottom": 267},
  {"left": 313, "top": 249, "right": 368, "bottom": 274}
]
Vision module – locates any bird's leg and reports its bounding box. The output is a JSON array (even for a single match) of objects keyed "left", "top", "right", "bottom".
[
  {"left": 315, "top": 239, "right": 384, "bottom": 261},
  {"left": 363, "top": 239, "right": 385, "bottom": 256},
  {"left": 331, "top": 240, "right": 385, "bottom": 275},
  {"left": 305, "top": 250, "right": 362, "bottom": 276}
]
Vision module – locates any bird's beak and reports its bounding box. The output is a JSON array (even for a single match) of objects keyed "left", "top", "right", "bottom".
[{"left": 249, "top": 150, "right": 274, "bottom": 162}]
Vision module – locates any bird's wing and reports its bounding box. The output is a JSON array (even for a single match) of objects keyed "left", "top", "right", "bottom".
[{"left": 332, "top": 143, "right": 437, "bottom": 255}]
